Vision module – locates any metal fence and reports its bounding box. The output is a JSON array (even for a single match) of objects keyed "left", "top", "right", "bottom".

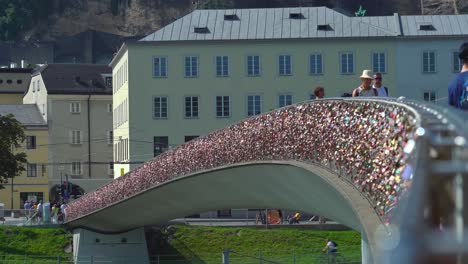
[
  {"left": 0, "top": 209, "right": 63, "bottom": 227},
  {"left": 0, "top": 248, "right": 361, "bottom": 264}
]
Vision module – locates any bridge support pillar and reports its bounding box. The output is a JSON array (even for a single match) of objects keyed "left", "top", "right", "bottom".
[
  {"left": 362, "top": 236, "right": 372, "bottom": 264},
  {"left": 73, "top": 228, "right": 149, "bottom": 264}
]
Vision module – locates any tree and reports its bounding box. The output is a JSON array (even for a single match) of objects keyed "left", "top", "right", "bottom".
[{"left": 0, "top": 114, "right": 27, "bottom": 190}]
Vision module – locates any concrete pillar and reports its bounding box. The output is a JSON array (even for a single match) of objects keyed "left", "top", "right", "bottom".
[
  {"left": 73, "top": 228, "right": 149, "bottom": 264},
  {"left": 362, "top": 236, "right": 372, "bottom": 264}
]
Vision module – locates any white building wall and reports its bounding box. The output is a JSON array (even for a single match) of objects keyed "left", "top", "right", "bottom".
[{"left": 395, "top": 38, "right": 464, "bottom": 105}]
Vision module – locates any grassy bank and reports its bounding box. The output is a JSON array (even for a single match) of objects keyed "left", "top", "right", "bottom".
[
  {"left": 0, "top": 226, "right": 72, "bottom": 260},
  {"left": 0, "top": 225, "right": 361, "bottom": 263},
  {"left": 159, "top": 225, "right": 361, "bottom": 263}
]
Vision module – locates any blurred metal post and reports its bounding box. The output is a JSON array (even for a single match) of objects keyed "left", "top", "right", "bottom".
[
  {"left": 222, "top": 249, "right": 230, "bottom": 264},
  {"left": 265, "top": 209, "right": 268, "bottom": 229}
]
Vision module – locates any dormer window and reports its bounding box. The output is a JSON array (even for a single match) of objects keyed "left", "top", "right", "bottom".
[
  {"left": 194, "top": 27, "right": 210, "bottom": 34},
  {"left": 317, "top": 24, "right": 333, "bottom": 31},
  {"left": 224, "top": 14, "right": 239, "bottom": 21},
  {"left": 289, "top": 13, "right": 305, "bottom": 19},
  {"left": 419, "top": 24, "right": 435, "bottom": 31}
]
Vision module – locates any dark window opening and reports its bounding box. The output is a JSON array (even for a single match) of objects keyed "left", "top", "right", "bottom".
[
  {"left": 317, "top": 24, "right": 333, "bottom": 31},
  {"left": 185, "top": 136, "right": 199, "bottom": 142},
  {"left": 224, "top": 14, "right": 239, "bottom": 21},
  {"left": 154, "top": 136, "right": 169, "bottom": 156},
  {"left": 289, "top": 13, "right": 305, "bottom": 19},
  {"left": 194, "top": 27, "right": 210, "bottom": 34},
  {"left": 105, "top": 77, "right": 112, "bottom": 87},
  {"left": 17, "top": 79, "right": 22, "bottom": 84},
  {"left": 419, "top": 24, "right": 435, "bottom": 31},
  {"left": 6, "top": 79, "right": 12, "bottom": 84}
]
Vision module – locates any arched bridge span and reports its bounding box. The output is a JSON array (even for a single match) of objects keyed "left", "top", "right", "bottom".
[{"left": 64, "top": 98, "right": 432, "bottom": 261}]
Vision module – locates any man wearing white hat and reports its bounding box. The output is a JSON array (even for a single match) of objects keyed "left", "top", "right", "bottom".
[{"left": 352, "top": 70, "right": 378, "bottom": 97}]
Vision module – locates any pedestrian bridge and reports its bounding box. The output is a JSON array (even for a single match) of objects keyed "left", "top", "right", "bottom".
[{"left": 65, "top": 98, "right": 468, "bottom": 264}]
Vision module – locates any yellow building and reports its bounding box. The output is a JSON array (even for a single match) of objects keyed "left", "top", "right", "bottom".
[
  {"left": 0, "top": 67, "right": 32, "bottom": 104},
  {"left": 0, "top": 105, "right": 48, "bottom": 209}
]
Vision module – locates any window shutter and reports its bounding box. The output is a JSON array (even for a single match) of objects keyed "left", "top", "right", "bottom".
[
  {"left": 69, "top": 131, "right": 73, "bottom": 144},
  {"left": 70, "top": 103, "right": 73, "bottom": 113},
  {"left": 79, "top": 131, "right": 83, "bottom": 144}
]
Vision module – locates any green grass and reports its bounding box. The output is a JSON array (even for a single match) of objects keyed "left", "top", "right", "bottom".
[
  {"left": 0, "top": 225, "right": 361, "bottom": 264},
  {"left": 161, "top": 225, "right": 361, "bottom": 263},
  {"left": 0, "top": 226, "right": 72, "bottom": 261}
]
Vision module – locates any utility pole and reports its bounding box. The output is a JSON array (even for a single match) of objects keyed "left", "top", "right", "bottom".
[
  {"left": 420, "top": 0, "right": 425, "bottom": 14},
  {"left": 10, "top": 177, "right": 14, "bottom": 209}
]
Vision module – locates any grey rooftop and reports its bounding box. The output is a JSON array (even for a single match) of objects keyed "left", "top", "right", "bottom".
[
  {"left": 140, "top": 7, "right": 468, "bottom": 42},
  {"left": 0, "top": 104, "right": 46, "bottom": 127}
]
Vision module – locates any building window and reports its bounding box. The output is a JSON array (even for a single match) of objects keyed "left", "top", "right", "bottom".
[
  {"left": 26, "top": 136, "right": 36, "bottom": 149},
  {"left": 42, "top": 164, "right": 46, "bottom": 177},
  {"left": 32, "top": 81, "right": 35, "bottom": 92},
  {"left": 216, "top": 96, "right": 230, "bottom": 117},
  {"left": 185, "top": 136, "right": 199, "bottom": 142},
  {"left": 105, "top": 77, "right": 112, "bottom": 87},
  {"left": 423, "top": 91, "right": 436, "bottom": 103},
  {"left": 153, "top": 57, "right": 168, "bottom": 77},
  {"left": 184, "top": 56, "right": 198, "bottom": 77},
  {"left": 184, "top": 96, "right": 199, "bottom": 118},
  {"left": 372, "top": 52, "right": 386, "bottom": 73},
  {"left": 154, "top": 136, "right": 169, "bottom": 156},
  {"left": 278, "top": 55, "right": 292, "bottom": 76},
  {"left": 107, "top": 103, "right": 112, "bottom": 113},
  {"left": 71, "top": 162, "right": 82, "bottom": 175},
  {"left": 247, "top": 95, "right": 262, "bottom": 116},
  {"left": 340, "top": 52, "right": 354, "bottom": 74},
  {"left": 107, "top": 131, "right": 113, "bottom": 145},
  {"left": 453, "top": 52, "right": 462, "bottom": 73},
  {"left": 216, "top": 56, "right": 229, "bottom": 77},
  {"left": 70, "top": 102, "right": 81, "bottom": 114},
  {"left": 6, "top": 79, "right": 12, "bottom": 84},
  {"left": 278, "top": 94, "right": 293, "bottom": 108},
  {"left": 108, "top": 162, "right": 114, "bottom": 176},
  {"left": 309, "top": 54, "right": 323, "bottom": 75},
  {"left": 27, "top": 163, "right": 37, "bottom": 177},
  {"left": 70, "top": 130, "right": 82, "bottom": 145},
  {"left": 17, "top": 79, "right": 22, "bottom": 84},
  {"left": 247, "top": 55, "right": 261, "bottom": 76},
  {"left": 153, "top": 96, "right": 168, "bottom": 119},
  {"left": 423, "top": 51, "right": 436, "bottom": 73}
]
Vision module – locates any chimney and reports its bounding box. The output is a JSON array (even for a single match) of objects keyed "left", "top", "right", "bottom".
[{"left": 21, "top": 59, "right": 28, "bottom": 68}]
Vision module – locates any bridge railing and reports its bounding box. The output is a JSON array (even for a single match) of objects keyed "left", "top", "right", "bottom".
[{"left": 379, "top": 100, "right": 468, "bottom": 263}]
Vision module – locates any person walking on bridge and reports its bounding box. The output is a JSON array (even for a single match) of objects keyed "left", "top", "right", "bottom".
[
  {"left": 352, "top": 70, "right": 378, "bottom": 97},
  {"left": 449, "top": 42, "right": 468, "bottom": 109}
]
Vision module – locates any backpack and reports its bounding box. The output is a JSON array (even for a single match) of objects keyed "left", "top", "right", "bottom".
[
  {"left": 384, "top": 87, "right": 389, "bottom": 96},
  {"left": 459, "top": 81, "right": 468, "bottom": 110},
  {"left": 331, "top": 241, "right": 338, "bottom": 247}
]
